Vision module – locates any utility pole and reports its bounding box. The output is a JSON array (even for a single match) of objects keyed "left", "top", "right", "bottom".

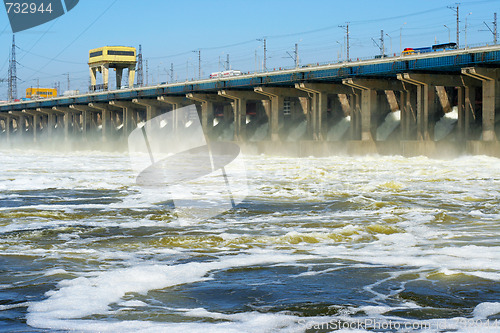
[
  {"left": 193, "top": 49, "right": 201, "bottom": 79},
  {"left": 495, "top": 12, "right": 498, "bottom": 44},
  {"left": 484, "top": 13, "right": 498, "bottom": 44},
  {"left": 465, "top": 12, "right": 472, "bottom": 48},
  {"left": 170, "top": 63, "right": 174, "bottom": 82},
  {"left": 257, "top": 38, "right": 267, "bottom": 71},
  {"left": 226, "top": 54, "right": 230, "bottom": 70},
  {"left": 66, "top": 72, "right": 70, "bottom": 91},
  {"left": 381, "top": 30, "right": 384, "bottom": 57},
  {"left": 339, "top": 23, "right": 350, "bottom": 61},
  {"left": 286, "top": 43, "right": 300, "bottom": 68},
  {"left": 372, "top": 30, "right": 385, "bottom": 57},
  {"left": 145, "top": 59, "right": 149, "bottom": 85},
  {"left": 137, "top": 44, "right": 143, "bottom": 87},
  {"left": 7, "top": 35, "right": 17, "bottom": 101},
  {"left": 448, "top": 4, "right": 460, "bottom": 46},
  {"left": 295, "top": 43, "right": 299, "bottom": 67}
]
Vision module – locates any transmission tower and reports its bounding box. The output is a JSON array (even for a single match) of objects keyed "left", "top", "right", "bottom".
[
  {"left": 137, "top": 45, "right": 144, "bottom": 87},
  {"left": 7, "top": 35, "right": 17, "bottom": 101}
]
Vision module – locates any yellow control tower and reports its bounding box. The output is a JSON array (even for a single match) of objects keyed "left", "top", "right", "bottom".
[{"left": 89, "top": 46, "right": 136, "bottom": 91}]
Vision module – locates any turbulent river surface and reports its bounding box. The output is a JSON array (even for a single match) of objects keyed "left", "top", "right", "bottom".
[{"left": 0, "top": 149, "right": 499, "bottom": 332}]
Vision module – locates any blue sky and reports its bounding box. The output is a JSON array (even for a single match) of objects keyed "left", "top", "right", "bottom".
[{"left": 0, "top": 0, "right": 499, "bottom": 99}]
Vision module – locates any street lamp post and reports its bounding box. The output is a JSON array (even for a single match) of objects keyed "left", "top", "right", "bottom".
[
  {"left": 385, "top": 33, "right": 393, "bottom": 55},
  {"left": 465, "top": 12, "right": 472, "bottom": 48},
  {"left": 444, "top": 25, "right": 451, "bottom": 42},
  {"left": 336, "top": 41, "right": 343, "bottom": 61},
  {"left": 400, "top": 22, "right": 407, "bottom": 54}
]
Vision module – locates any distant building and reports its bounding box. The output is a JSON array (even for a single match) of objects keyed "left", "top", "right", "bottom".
[{"left": 88, "top": 46, "right": 136, "bottom": 91}]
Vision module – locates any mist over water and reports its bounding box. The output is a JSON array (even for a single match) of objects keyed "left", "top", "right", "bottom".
[{"left": 0, "top": 149, "right": 499, "bottom": 332}]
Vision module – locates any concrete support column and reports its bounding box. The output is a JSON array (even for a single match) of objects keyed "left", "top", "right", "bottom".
[
  {"left": 295, "top": 83, "right": 353, "bottom": 141},
  {"left": 5, "top": 116, "right": 11, "bottom": 141},
  {"left": 299, "top": 97, "right": 312, "bottom": 137},
  {"left": 457, "top": 87, "right": 466, "bottom": 142},
  {"left": 110, "top": 100, "right": 139, "bottom": 139},
  {"left": 32, "top": 113, "right": 39, "bottom": 142},
  {"left": 464, "top": 86, "right": 477, "bottom": 140},
  {"left": 397, "top": 75, "right": 434, "bottom": 140},
  {"left": 218, "top": 90, "right": 266, "bottom": 141},
  {"left": 254, "top": 87, "right": 308, "bottom": 141},
  {"left": 70, "top": 105, "right": 93, "bottom": 141},
  {"left": 116, "top": 67, "right": 124, "bottom": 89},
  {"left": 254, "top": 88, "right": 283, "bottom": 141},
  {"left": 17, "top": 115, "right": 26, "bottom": 137},
  {"left": 348, "top": 93, "right": 361, "bottom": 140},
  {"left": 157, "top": 96, "right": 189, "bottom": 133},
  {"left": 90, "top": 67, "right": 97, "bottom": 89},
  {"left": 343, "top": 80, "right": 380, "bottom": 141},
  {"left": 89, "top": 103, "right": 113, "bottom": 142},
  {"left": 187, "top": 94, "right": 215, "bottom": 138},
  {"left": 401, "top": 88, "right": 417, "bottom": 140},
  {"left": 186, "top": 93, "right": 219, "bottom": 139},
  {"left": 102, "top": 64, "right": 109, "bottom": 90},
  {"left": 462, "top": 68, "right": 500, "bottom": 141},
  {"left": 36, "top": 108, "right": 61, "bottom": 137},
  {"left": 361, "top": 89, "right": 376, "bottom": 141},
  {"left": 22, "top": 110, "right": 40, "bottom": 143},
  {"left": 53, "top": 106, "right": 81, "bottom": 142},
  {"left": 128, "top": 66, "right": 136, "bottom": 88}
]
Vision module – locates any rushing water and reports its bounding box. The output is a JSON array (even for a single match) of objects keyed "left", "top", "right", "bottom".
[{"left": 0, "top": 149, "right": 499, "bottom": 332}]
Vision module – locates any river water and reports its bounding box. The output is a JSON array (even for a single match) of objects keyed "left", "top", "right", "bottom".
[{"left": 0, "top": 149, "right": 499, "bottom": 332}]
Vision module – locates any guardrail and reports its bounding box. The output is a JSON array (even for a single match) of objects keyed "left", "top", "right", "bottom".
[{"left": 1, "top": 43, "right": 499, "bottom": 111}]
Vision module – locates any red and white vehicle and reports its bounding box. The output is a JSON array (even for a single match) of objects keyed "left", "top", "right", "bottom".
[{"left": 210, "top": 70, "right": 242, "bottom": 79}]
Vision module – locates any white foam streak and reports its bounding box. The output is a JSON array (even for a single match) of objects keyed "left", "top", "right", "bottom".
[{"left": 27, "top": 252, "right": 310, "bottom": 331}]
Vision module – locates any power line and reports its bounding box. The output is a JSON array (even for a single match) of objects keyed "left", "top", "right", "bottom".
[
  {"left": 24, "top": 0, "right": 119, "bottom": 82},
  {"left": 17, "top": 46, "right": 82, "bottom": 64}
]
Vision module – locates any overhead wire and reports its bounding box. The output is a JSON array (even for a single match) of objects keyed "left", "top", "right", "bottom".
[{"left": 24, "top": 0, "right": 119, "bottom": 81}]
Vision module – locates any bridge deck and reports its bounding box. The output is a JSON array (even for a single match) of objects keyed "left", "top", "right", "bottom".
[{"left": 1, "top": 45, "right": 500, "bottom": 112}]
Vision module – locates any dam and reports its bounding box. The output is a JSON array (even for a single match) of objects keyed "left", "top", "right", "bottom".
[{"left": 1, "top": 44, "right": 500, "bottom": 157}]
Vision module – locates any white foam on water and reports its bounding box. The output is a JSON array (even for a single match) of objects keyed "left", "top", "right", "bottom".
[
  {"left": 434, "top": 107, "right": 458, "bottom": 141},
  {"left": 44, "top": 269, "right": 70, "bottom": 277},
  {"left": 473, "top": 302, "right": 500, "bottom": 319},
  {"left": 27, "top": 251, "right": 311, "bottom": 331},
  {"left": 376, "top": 110, "right": 400, "bottom": 141},
  {"left": 118, "top": 300, "right": 148, "bottom": 307},
  {"left": 1, "top": 151, "right": 499, "bottom": 331},
  {"left": 26, "top": 310, "right": 308, "bottom": 333},
  {"left": 0, "top": 302, "right": 32, "bottom": 311}
]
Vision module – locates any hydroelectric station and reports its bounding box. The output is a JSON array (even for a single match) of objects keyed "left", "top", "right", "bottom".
[{"left": 1, "top": 44, "right": 500, "bottom": 157}]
